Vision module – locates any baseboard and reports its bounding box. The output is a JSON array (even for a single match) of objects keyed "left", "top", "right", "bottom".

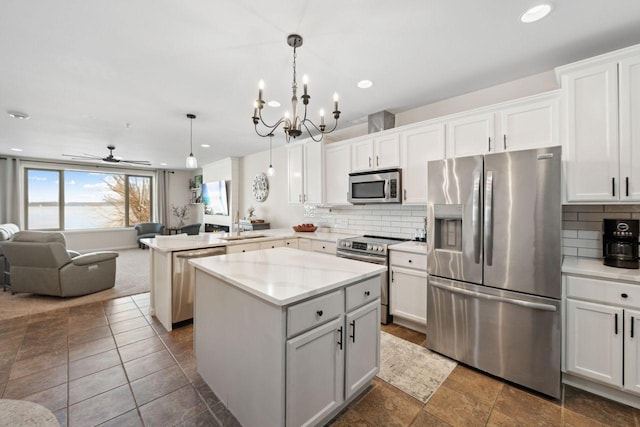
[
  {"left": 563, "top": 373, "right": 640, "bottom": 409},
  {"left": 392, "top": 316, "right": 426, "bottom": 334}
]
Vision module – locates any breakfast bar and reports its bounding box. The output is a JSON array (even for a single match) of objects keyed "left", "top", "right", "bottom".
[{"left": 190, "top": 247, "right": 386, "bottom": 427}]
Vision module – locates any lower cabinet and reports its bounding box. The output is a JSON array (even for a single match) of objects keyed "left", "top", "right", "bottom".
[
  {"left": 564, "top": 274, "right": 640, "bottom": 396},
  {"left": 226, "top": 242, "right": 261, "bottom": 254},
  {"left": 389, "top": 250, "right": 427, "bottom": 332},
  {"left": 311, "top": 240, "right": 337, "bottom": 255},
  {"left": 259, "top": 239, "right": 285, "bottom": 250}
]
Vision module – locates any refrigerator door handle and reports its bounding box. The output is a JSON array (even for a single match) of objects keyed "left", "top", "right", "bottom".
[
  {"left": 484, "top": 171, "right": 494, "bottom": 266},
  {"left": 429, "top": 280, "right": 557, "bottom": 312},
  {"left": 472, "top": 172, "right": 481, "bottom": 264}
]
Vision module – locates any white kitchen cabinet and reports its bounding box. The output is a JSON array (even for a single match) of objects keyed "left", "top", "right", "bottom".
[
  {"left": 345, "top": 300, "right": 380, "bottom": 400},
  {"left": 351, "top": 133, "right": 400, "bottom": 172},
  {"left": 557, "top": 49, "right": 640, "bottom": 202},
  {"left": 288, "top": 139, "right": 323, "bottom": 204},
  {"left": 298, "top": 238, "right": 312, "bottom": 251},
  {"left": 399, "top": 123, "right": 445, "bottom": 204},
  {"left": 389, "top": 250, "right": 427, "bottom": 332},
  {"left": 311, "top": 240, "right": 337, "bottom": 255},
  {"left": 446, "top": 93, "right": 559, "bottom": 158},
  {"left": 324, "top": 142, "right": 351, "bottom": 205},
  {"left": 226, "top": 242, "right": 261, "bottom": 254},
  {"left": 259, "top": 239, "right": 285, "bottom": 250},
  {"left": 286, "top": 316, "right": 344, "bottom": 426},
  {"left": 564, "top": 272, "right": 640, "bottom": 397},
  {"left": 284, "top": 238, "right": 299, "bottom": 249},
  {"left": 566, "top": 299, "right": 622, "bottom": 387}
]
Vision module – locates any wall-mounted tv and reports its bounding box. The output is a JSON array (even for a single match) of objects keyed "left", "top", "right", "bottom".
[{"left": 202, "top": 180, "right": 229, "bottom": 216}]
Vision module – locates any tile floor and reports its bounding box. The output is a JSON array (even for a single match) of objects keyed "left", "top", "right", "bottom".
[{"left": 0, "top": 293, "right": 639, "bottom": 426}]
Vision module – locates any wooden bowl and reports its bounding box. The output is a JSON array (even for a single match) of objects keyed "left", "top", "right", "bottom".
[{"left": 293, "top": 225, "right": 317, "bottom": 232}]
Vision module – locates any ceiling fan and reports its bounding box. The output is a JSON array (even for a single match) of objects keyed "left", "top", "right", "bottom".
[{"left": 63, "top": 145, "right": 151, "bottom": 166}]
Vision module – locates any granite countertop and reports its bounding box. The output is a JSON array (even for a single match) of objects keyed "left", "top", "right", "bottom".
[
  {"left": 140, "top": 228, "right": 358, "bottom": 252},
  {"left": 389, "top": 240, "right": 428, "bottom": 255},
  {"left": 562, "top": 256, "right": 640, "bottom": 283},
  {"left": 190, "top": 247, "right": 387, "bottom": 306}
]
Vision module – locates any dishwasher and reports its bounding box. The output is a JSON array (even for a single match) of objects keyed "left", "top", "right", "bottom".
[{"left": 172, "top": 247, "right": 226, "bottom": 323}]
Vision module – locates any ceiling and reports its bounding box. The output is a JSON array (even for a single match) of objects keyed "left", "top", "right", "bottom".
[{"left": 2, "top": 1, "right": 640, "bottom": 170}]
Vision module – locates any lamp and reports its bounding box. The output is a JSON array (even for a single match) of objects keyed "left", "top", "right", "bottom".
[
  {"left": 252, "top": 34, "right": 341, "bottom": 143},
  {"left": 267, "top": 133, "right": 275, "bottom": 176},
  {"left": 185, "top": 113, "right": 197, "bottom": 169}
]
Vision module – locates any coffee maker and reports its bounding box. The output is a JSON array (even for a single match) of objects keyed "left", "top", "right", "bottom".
[{"left": 602, "top": 219, "right": 639, "bottom": 269}]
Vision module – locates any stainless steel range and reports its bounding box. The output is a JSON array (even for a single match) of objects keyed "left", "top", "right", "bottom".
[{"left": 337, "top": 235, "right": 406, "bottom": 324}]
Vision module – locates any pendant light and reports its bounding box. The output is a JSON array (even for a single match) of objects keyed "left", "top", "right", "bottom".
[
  {"left": 267, "top": 133, "right": 275, "bottom": 176},
  {"left": 185, "top": 113, "right": 198, "bottom": 169}
]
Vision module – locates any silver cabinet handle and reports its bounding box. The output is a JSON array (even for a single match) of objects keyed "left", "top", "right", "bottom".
[
  {"left": 488, "top": 137, "right": 492, "bottom": 152},
  {"left": 472, "top": 172, "right": 481, "bottom": 264},
  {"left": 385, "top": 180, "right": 390, "bottom": 200},
  {"left": 503, "top": 134, "right": 507, "bottom": 150},
  {"left": 484, "top": 171, "right": 494, "bottom": 266},
  {"left": 376, "top": 156, "right": 379, "bottom": 166},
  {"left": 369, "top": 157, "right": 372, "bottom": 168},
  {"left": 404, "top": 188, "right": 407, "bottom": 201},
  {"left": 429, "top": 280, "right": 557, "bottom": 312}
]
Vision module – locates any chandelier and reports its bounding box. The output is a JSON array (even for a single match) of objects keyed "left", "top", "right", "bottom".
[{"left": 252, "top": 34, "right": 340, "bottom": 143}]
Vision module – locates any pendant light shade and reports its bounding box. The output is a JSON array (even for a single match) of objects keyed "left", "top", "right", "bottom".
[{"left": 185, "top": 113, "right": 198, "bottom": 169}]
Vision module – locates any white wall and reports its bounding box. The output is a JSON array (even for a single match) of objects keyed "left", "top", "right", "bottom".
[{"left": 236, "top": 70, "right": 560, "bottom": 240}]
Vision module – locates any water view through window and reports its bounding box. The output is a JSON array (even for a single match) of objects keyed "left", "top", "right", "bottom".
[{"left": 26, "top": 168, "right": 152, "bottom": 230}]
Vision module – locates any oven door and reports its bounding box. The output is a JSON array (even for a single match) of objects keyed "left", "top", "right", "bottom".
[{"left": 337, "top": 249, "right": 390, "bottom": 324}]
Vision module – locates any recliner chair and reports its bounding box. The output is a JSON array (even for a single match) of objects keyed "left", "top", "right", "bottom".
[
  {"left": 179, "top": 223, "right": 201, "bottom": 235},
  {"left": 134, "top": 222, "right": 165, "bottom": 248},
  {"left": 2, "top": 231, "right": 119, "bottom": 297}
]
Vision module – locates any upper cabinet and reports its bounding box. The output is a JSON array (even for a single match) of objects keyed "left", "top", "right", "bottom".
[
  {"left": 287, "top": 139, "right": 323, "bottom": 205},
  {"left": 324, "top": 142, "right": 351, "bottom": 205},
  {"left": 351, "top": 134, "right": 400, "bottom": 172},
  {"left": 557, "top": 46, "right": 640, "bottom": 203},
  {"left": 446, "top": 92, "right": 559, "bottom": 158},
  {"left": 400, "top": 123, "right": 446, "bottom": 204}
]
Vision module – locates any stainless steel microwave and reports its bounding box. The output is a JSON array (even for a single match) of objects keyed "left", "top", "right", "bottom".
[{"left": 348, "top": 168, "right": 402, "bottom": 204}]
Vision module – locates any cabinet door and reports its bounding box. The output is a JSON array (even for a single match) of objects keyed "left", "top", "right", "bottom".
[
  {"left": 324, "top": 143, "right": 351, "bottom": 205},
  {"left": 304, "top": 140, "right": 323, "bottom": 204},
  {"left": 298, "top": 238, "right": 312, "bottom": 251},
  {"left": 446, "top": 112, "right": 495, "bottom": 157},
  {"left": 562, "top": 63, "right": 620, "bottom": 202},
  {"left": 259, "top": 239, "right": 285, "bottom": 250},
  {"left": 288, "top": 144, "right": 305, "bottom": 204},
  {"left": 390, "top": 266, "right": 427, "bottom": 324},
  {"left": 566, "top": 299, "right": 623, "bottom": 387},
  {"left": 226, "top": 242, "right": 261, "bottom": 254},
  {"left": 374, "top": 134, "right": 400, "bottom": 169},
  {"left": 286, "top": 316, "right": 344, "bottom": 427},
  {"left": 624, "top": 310, "right": 640, "bottom": 395},
  {"left": 311, "top": 240, "right": 336, "bottom": 255},
  {"left": 345, "top": 300, "right": 380, "bottom": 400},
  {"left": 351, "top": 139, "right": 374, "bottom": 171},
  {"left": 619, "top": 55, "right": 640, "bottom": 202},
  {"left": 400, "top": 123, "right": 445, "bottom": 204},
  {"left": 284, "top": 238, "right": 299, "bottom": 249},
  {"left": 500, "top": 98, "right": 559, "bottom": 152}
]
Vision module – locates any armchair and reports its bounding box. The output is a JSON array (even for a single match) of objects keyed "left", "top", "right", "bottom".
[
  {"left": 2, "top": 231, "right": 119, "bottom": 297},
  {"left": 179, "top": 223, "right": 201, "bottom": 236},
  {"left": 134, "top": 222, "right": 165, "bottom": 248}
]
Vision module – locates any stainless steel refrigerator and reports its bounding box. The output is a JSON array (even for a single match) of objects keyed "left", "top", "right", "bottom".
[{"left": 426, "top": 146, "right": 562, "bottom": 398}]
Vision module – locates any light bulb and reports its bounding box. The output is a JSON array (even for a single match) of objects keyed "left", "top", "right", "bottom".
[{"left": 258, "top": 80, "right": 265, "bottom": 90}]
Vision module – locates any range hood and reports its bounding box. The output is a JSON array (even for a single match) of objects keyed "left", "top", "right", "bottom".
[{"left": 368, "top": 110, "right": 395, "bottom": 134}]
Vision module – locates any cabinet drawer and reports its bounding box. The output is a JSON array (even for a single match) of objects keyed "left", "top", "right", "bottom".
[
  {"left": 226, "top": 242, "right": 261, "bottom": 254},
  {"left": 390, "top": 251, "right": 427, "bottom": 271},
  {"left": 345, "top": 276, "right": 381, "bottom": 312},
  {"left": 311, "top": 240, "right": 337, "bottom": 255},
  {"left": 284, "top": 238, "right": 299, "bottom": 249},
  {"left": 287, "top": 289, "right": 344, "bottom": 338},
  {"left": 566, "top": 275, "right": 640, "bottom": 308},
  {"left": 259, "top": 239, "right": 285, "bottom": 250}
]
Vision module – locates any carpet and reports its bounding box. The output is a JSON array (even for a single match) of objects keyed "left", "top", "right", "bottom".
[
  {"left": 377, "top": 331, "right": 457, "bottom": 403},
  {"left": 0, "top": 248, "right": 150, "bottom": 321}
]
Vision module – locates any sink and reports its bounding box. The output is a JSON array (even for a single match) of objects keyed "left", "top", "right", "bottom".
[{"left": 219, "top": 234, "right": 266, "bottom": 241}]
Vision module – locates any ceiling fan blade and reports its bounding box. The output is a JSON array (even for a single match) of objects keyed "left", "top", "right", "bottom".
[
  {"left": 120, "top": 160, "right": 152, "bottom": 166},
  {"left": 62, "top": 153, "right": 103, "bottom": 160}
]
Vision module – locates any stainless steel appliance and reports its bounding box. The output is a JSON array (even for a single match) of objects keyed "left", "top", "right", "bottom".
[
  {"left": 426, "top": 146, "right": 562, "bottom": 398},
  {"left": 337, "top": 235, "right": 406, "bottom": 323},
  {"left": 172, "top": 246, "right": 226, "bottom": 323},
  {"left": 603, "top": 219, "right": 639, "bottom": 269},
  {"left": 348, "top": 169, "right": 401, "bottom": 204}
]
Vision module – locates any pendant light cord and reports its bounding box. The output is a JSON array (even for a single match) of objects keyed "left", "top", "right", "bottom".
[{"left": 190, "top": 117, "right": 194, "bottom": 155}]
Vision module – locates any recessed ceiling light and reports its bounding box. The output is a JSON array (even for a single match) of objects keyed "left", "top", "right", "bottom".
[
  {"left": 520, "top": 4, "right": 552, "bottom": 23},
  {"left": 7, "top": 111, "right": 30, "bottom": 120},
  {"left": 160, "top": 162, "right": 167, "bottom": 166},
  {"left": 11, "top": 148, "right": 23, "bottom": 152},
  {"left": 200, "top": 144, "right": 210, "bottom": 148},
  {"left": 267, "top": 100, "right": 281, "bottom": 108},
  {"left": 357, "top": 80, "right": 373, "bottom": 89}
]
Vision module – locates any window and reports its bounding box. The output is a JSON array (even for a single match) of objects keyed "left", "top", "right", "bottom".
[{"left": 25, "top": 168, "right": 153, "bottom": 230}]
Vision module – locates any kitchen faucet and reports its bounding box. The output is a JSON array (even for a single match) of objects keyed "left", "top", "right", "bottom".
[{"left": 234, "top": 211, "right": 241, "bottom": 236}]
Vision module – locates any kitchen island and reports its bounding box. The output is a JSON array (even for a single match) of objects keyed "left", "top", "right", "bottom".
[
  {"left": 140, "top": 229, "right": 355, "bottom": 331},
  {"left": 190, "top": 247, "right": 386, "bottom": 427}
]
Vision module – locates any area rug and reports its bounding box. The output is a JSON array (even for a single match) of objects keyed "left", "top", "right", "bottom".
[
  {"left": 377, "top": 331, "right": 457, "bottom": 403},
  {"left": 0, "top": 248, "right": 150, "bottom": 321}
]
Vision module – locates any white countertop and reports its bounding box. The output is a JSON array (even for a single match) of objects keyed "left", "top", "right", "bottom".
[
  {"left": 562, "top": 256, "right": 640, "bottom": 283},
  {"left": 190, "top": 247, "right": 387, "bottom": 306},
  {"left": 140, "top": 228, "right": 358, "bottom": 252},
  {"left": 389, "top": 240, "right": 428, "bottom": 254}
]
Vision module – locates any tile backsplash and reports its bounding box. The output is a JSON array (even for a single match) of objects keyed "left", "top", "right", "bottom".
[
  {"left": 562, "top": 205, "right": 640, "bottom": 258},
  {"left": 310, "top": 204, "right": 427, "bottom": 240}
]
